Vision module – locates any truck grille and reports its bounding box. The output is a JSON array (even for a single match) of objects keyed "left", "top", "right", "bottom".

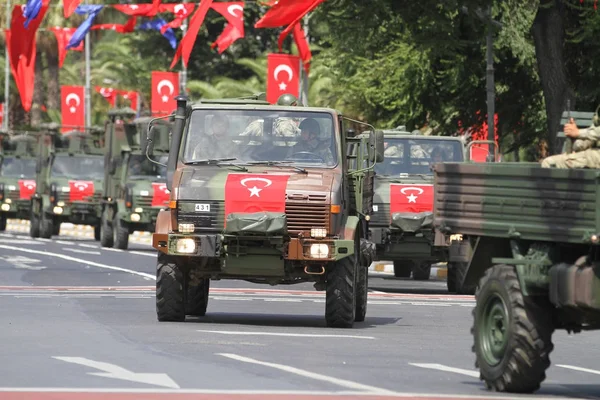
[
  {"left": 6, "top": 190, "right": 20, "bottom": 202},
  {"left": 370, "top": 203, "right": 390, "bottom": 226},
  {"left": 178, "top": 195, "right": 329, "bottom": 234},
  {"left": 57, "top": 191, "right": 102, "bottom": 204},
  {"left": 134, "top": 195, "right": 153, "bottom": 208}
]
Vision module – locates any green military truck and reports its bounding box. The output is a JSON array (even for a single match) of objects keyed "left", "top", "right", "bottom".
[
  {"left": 29, "top": 125, "right": 105, "bottom": 239},
  {"left": 433, "top": 155, "right": 600, "bottom": 393},
  {"left": 0, "top": 132, "right": 40, "bottom": 230},
  {"left": 100, "top": 108, "right": 171, "bottom": 249},
  {"left": 149, "top": 95, "right": 383, "bottom": 328},
  {"left": 370, "top": 128, "right": 465, "bottom": 280}
]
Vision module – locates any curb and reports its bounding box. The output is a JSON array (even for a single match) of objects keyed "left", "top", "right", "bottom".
[{"left": 368, "top": 261, "right": 447, "bottom": 280}]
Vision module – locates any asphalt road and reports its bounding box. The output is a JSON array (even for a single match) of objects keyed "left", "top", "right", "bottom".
[{"left": 1, "top": 223, "right": 599, "bottom": 400}]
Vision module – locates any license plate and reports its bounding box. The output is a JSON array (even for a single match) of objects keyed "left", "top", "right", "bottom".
[{"left": 195, "top": 203, "right": 210, "bottom": 212}]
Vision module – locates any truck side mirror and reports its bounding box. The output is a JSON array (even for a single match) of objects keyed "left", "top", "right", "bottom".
[
  {"left": 346, "top": 128, "right": 356, "bottom": 137},
  {"left": 146, "top": 124, "right": 156, "bottom": 156},
  {"left": 109, "top": 158, "right": 118, "bottom": 175},
  {"left": 374, "top": 130, "right": 384, "bottom": 163}
]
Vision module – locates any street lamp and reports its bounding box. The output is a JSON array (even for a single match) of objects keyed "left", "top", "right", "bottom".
[{"left": 461, "top": 4, "right": 503, "bottom": 162}]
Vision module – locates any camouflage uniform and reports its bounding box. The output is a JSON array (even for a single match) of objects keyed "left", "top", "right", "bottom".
[
  {"left": 541, "top": 124, "right": 600, "bottom": 168},
  {"left": 192, "top": 135, "right": 236, "bottom": 160},
  {"left": 288, "top": 139, "right": 335, "bottom": 164},
  {"left": 240, "top": 118, "right": 300, "bottom": 146}
]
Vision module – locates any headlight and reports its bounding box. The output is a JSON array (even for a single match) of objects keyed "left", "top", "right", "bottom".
[
  {"left": 310, "top": 243, "right": 329, "bottom": 259},
  {"left": 176, "top": 238, "right": 196, "bottom": 254},
  {"left": 5, "top": 199, "right": 11, "bottom": 204},
  {"left": 57, "top": 201, "right": 65, "bottom": 207},
  {"left": 0, "top": 203, "right": 10, "bottom": 211},
  {"left": 450, "top": 234, "right": 463, "bottom": 241},
  {"left": 53, "top": 206, "right": 63, "bottom": 214},
  {"left": 310, "top": 228, "right": 327, "bottom": 238},
  {"left": 178, "top": 223, "right": 194, "bottom": 233},
  {"left": 130, "top": 213, "right": 141, "bottom": 222},
  {"left": 134, "top": 207, "right": 143, "bottom": 213}
]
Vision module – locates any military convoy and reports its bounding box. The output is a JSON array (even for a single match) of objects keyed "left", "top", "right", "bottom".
[
  {"left": 0, "top": 131, "right": 40, "bottom": 230},
  {"left": 149, "top": 95, "right": 383, "bottom": 328},
  {"left": 370, "top": 127, "right": 465, "bottom": 280},
  {"left": 100, "top": 108, "right": 171, "bottom": 249},
  {"left": 29, "top": 125, "right": 105, "bottom": 239}
]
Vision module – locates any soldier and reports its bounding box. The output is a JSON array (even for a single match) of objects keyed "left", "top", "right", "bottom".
[
  {"left": 541, "top": 117, "right": 600, "bottom": 168},
  {"left": 191, "top": 114, "right": 236, "bottom": 160},
  {"left": 287, "top": 118, "right": 334, "bottom": 164},
  {"left": 431, "top": 146, "right": 448, "bottom": 163},
  {"left": 240, "top": 94, "right": 300, "bottom": 145}
]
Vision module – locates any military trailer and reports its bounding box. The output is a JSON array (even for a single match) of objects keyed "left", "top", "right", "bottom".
[
  {"left": 434, "top": 158, "right": 600, "bottom": 393},
  {"left": 29, "top": 125, "right": 105, "bottom": 239},
  {"left": 0, "top": 131, "right": 40, "bottom": 230},
  {"left": 100, "top": 108, "right": 171, "bottom": 249},
  {"left": 370, "top": 128, "right": 465, "bottom": 280},
  {"left": 149, "top": 95, "right": 383, "bottom": 328}
]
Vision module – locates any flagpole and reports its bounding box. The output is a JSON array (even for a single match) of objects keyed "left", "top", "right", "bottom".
[
  {"left": 180, "top": 0, "right": 188, "bottom": 95},
  {"left": 84, "top": 0, "right": 91, "bottom": 128},
  {"left": 4, "top": 0, "right": 10, "bottom": 131},
  {"left": 301, "top": 14, "right": 309, "bottom": 106}
]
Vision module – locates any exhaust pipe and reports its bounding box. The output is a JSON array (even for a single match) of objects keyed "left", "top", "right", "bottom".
[
  {"left": 304, "top": 265, "right": 325, "bottom": 275},
  {"left": 166, "top": 95, "right": 188, "bottom": 192}
]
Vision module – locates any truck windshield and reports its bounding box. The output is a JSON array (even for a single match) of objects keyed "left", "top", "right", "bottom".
[
  {"left": 0, "top": 157, "right": 36, "bottom": 178},
  {"left": 128, "top": 154, "right": 168, "bottom": 179},
  {"left": 375, "top": 138, "right": 464, "bottom": 176},
  {"left": 51, "top": 155, "right": 104, "bottom": 180},
  {"left": 182, "top": 109, "right": 338, "bottom": 168}
]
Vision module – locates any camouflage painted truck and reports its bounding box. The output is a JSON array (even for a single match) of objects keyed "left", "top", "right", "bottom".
[
  {"left": 370, "top": 128, "right": 465, "bottom": 280},
  {"left": 149, "top": 95, "right": 383, "bottom": 328},
  {"left": 434, "top": 161, "right": 600, "bottom": 393},
  {"left": 0, "top": 131, "right": 40, "bottom": 230},
  {"left": 29, "top": 125, "right": 105, "bottom": 239},
  {"left": 100, "top": 108, "right": 171, "bottom": 249}
]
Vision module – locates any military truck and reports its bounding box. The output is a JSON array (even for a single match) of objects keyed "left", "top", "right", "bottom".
[
  {"left": 0, "top": 132, "right": 40, "bottom": 230},
  {"left": 29, "top": 125, "right": 105, "bottom": 239},
  {"left": 100, "top": 108, "right": 171, "bottom": 249},
  {"left": 433, "top": 152, "right": 600, "bottom": 393},
  {"left": 149, "top": 95, "right": 383, "bottom": 328},
  {"left": 370, "top": 128, "right": 465, "bottom": 280}
]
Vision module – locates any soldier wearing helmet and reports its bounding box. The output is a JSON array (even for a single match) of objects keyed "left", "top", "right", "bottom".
[
  {"left": 277, "top": 94, "right": 299, "bottom": 106},
  {"left": 287, "top": 118, "right": 334, "bottom": 164},
  {"left": 239, "top": 94, "right": 301, "bottom": 146},
  {"left": 191, "top": 114, "right": 236, "bottom": 160}
]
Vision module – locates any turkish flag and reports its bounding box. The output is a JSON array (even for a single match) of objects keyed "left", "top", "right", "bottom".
[
  {"left": 266, "top": 53, "right": 300, "bottom": 104},
  {"left": 95, "top": 86, "right": 117, "bottom": 107},
  {"left": 224, "top": 173, "right": 289, "bottom": 218},
  {"left": 151, "top": 71, "right": 179, "bottom": 115},
  {"left": 470, "top": 145, "right": 489, "bottom": 163},
  {"left": 210, "top": 2, "right": 245, "bottom": 54},
  {"left": 69, "top": 180, "right": 94, "bottom": 202},
  {"left": 292, "top": 23, "right": 311, "bottom": 73},
  {"left": 390, "top": 184, "right": 434, "bottom": 214},
  {"left": 49, "top": 27, "right": 83, "bottom": 68},
  {"left": 61, "top": 85, "right": 85, "bottom": 133},
  {"left": 18, "top": 180, "right": 36, "bottom": 200},
  {"left": 0, "top": 103, "right": 4, "bottom": 127},
  {"left": 170, "top": 0, "right": 213, "bottom": 69},
  {"left": 159, "top": 3, "right": 196, "bottom": 33},
  {"left": 255, "top": 0, "right": 324, "bottom": 29},
  {"left": 119, "top": 90, "right": 138, "bottom": 112},
  {"left": 91, "top": 16, "right": 137, "bottom": 33},
  {"left": 151, "top": 182, "right": 170, "bottom": 207},
  {"left": 63, "top": 0, "right": 82, "bottom": 18},
  {"left": 113, "top": 4, "right": 157, "bottom": 17},
  {"left": 7, "top": 1, "right": 50, "bottom": 112}
]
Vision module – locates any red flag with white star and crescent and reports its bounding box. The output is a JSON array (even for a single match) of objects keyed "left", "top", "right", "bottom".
[
  {"left": 389, "top": 184, "right": 434, "bottom": 215},
  {"left": 224, "top": 173, "right": 290, "bottom": 219}
]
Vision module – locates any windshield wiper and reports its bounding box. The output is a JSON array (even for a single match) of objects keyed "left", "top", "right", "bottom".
[
  {"left": 247, "top": 161, "right": 307, "bottom": 174},
  {"left": 185, "top": 158, "right": 238, "bottom": 165}
]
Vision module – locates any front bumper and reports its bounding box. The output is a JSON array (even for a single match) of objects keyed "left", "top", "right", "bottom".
[
  {"left": 49, "top": 201, "right": 101, "bottom": 222},
  {"left": 370, "top": 225, "right": 444, "bottom": 260},
  {"left": 118, "top": 207, "right": 162, "bottom": 225},
  {"left": 153, "top": 232, "right": 354, "bottom": 262},
  {"left": 0, "top": 199, "right": 31, "bottom": 218}
]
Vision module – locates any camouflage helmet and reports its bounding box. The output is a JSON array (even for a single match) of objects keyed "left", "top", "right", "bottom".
[{"left": 276, "top": 94, "right": 298, "bottom": 106}]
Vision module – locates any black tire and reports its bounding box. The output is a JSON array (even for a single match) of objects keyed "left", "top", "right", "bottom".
[
  {"left": 94, "top": 224, "right": 101, "bottom": 241},
  {"left": 100, "top": 209, "right": 114, "bottom": 248},
  {"left": 29, "top": 207, "right": 40, "bottom": 238},
  {"left": 412, "top": 261, "right": 431, "bottom": 281},
  {"left": 447, "top": 265, "right": 457, "bottom": 293},
  {"left": 393, "top": 260, "right": 412, "bottom": 278},
  {"left": 53, "top": 222, "right": 61, "bottom": 236},
  {"left": 472, "top": 264, "right": 554, "bottom": 393},
  {"left": 156, "top": 252, "right": 185, "bottom": 322},
  {"left": 186, "top": 278, "right": 210, "bottom": 317},
  {"left": 40, "top": 210, "right": 54, "bottom": 239},
  {"left": 0, "top": 215, "right": 6, "bottom": 231},
  {"left": 455, "top": 261, "right": 476, "bottom": 294},
  {"left": 325, "top": 250, "right": 357, "bottom": 328},
  {"left": 355, "top": 264, "right": 368, "bottom": 322},
  {"left": 113, "top": 215, "right": 129, "bottom": 250}
]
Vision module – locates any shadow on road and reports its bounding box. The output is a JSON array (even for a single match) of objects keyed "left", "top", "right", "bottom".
[
  {"left": 187, "top": 312, "right": 402, "bottom": 330},
  {"left": 461, "top": 380, "right": 600, "bottom": 399}
]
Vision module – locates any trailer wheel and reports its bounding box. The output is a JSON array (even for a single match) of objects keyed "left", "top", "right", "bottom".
[{"left": 472, "top": 264, "right": 554, "bottom": 393}]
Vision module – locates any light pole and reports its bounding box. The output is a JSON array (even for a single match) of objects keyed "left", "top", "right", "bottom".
[{"left": 462, "top": 4, "right": 502, "bottom": 161}]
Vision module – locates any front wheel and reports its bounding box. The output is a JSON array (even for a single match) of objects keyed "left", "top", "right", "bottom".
[
  {"left": 186, "top": 277, "right": 210, "bottom": 317},
  {"left": 325, "top": 252, "right": 357, "bottom": 328},
  {"left": 156, "top": 252, "right": 185, "bottom": 322},
  {"left": 472, "top": 264, "right": 554, "bottom": 393},
  {"left": 393, "top": 260, "right": 412, "bottom": 278},
  {"left": 412, "top": 261, "right": 431, "bottom": 280},
  {"left": 40, "top": 210, "right": 54, "bottom": 239},
  {"left": 100, "top": 208, "right": 114, "bottom": 248},
  {"left": 354, "top": 264, "right": 368, "bottom": 322},
  {"left": 0, "top": 215, "right": 6, "bottom": 231},
  {"left": 113, "top": 215, "right": 129, "bottom": 250},
  {"left": 29, "top": 206, "right": 40, "bottom": 238}
]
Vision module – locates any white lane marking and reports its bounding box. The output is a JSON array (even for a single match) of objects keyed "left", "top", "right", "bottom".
[
  {"left": 218, "top": 353, "right": 393, "bottom": 394},
  {"left": 52, "top": 357, "right": 179, "bottom": 389},
  {"left": 0, "top": 255, "right": 46, "bottom": 270},
  {"left": 0, "top": 233, "right": 16, "bottom": 237},
  {"left": 409, "top": 363, "right": 480, "bottom": 378},
  {"left": 103, "top": 248, "right": 124, "bottom": 253},
  {"left": 556, "top": 364, "right": 600, "bottom": 375},
  {"left": 369, "top": 289, "right": 387, "bottom": 294},
  {"left": 34, "top": 238, "right": 51, "bottom": 242},
  {"left": 0, "top": 239, "right": 43, "bottom": 245},
  {"left": 0, "top": 245, "right": 155, "bottom": 280},
  {"left": 78, "top": 244, "right": 99, "bottom": 249},
  {"left": 129, "top": 251, "right": 156, "bottom": 257},
  {"left": 199, "top": 330, "right": 375, "bottom": 340},
  {"left": 56, "top": 240, "right": 76, "bottom": 245},
  {"left": 63, "top": 248, "right": 102, "bottom": 255}
]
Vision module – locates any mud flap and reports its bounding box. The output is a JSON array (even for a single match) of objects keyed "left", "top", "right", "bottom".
[
  {"left": 224, "top": 212, "right": 287, "bottom": 235},
  {"left": 391, "top": 211, "right": 433, "bottom": 232}
]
